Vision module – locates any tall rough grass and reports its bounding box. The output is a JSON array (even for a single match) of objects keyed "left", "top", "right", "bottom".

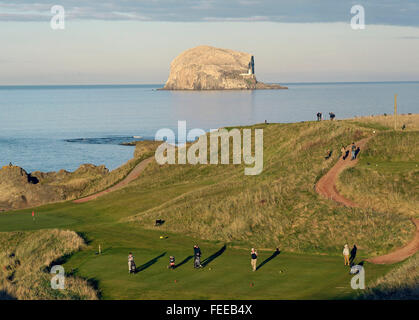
[
  {"left": 348, "top": 114, "right": 419, "bottom": 131},
  {"left": 359, "top": 253, "right": 419, "bottom": 300},
  {"left": 338, "top": 130, "right": 418, "bottom": 218},
  {"left": 0, "top": 229, "right": 97, "bottom": 300},
  {"left": 80, "top": 141, "right": 160, "bottom": 197}
]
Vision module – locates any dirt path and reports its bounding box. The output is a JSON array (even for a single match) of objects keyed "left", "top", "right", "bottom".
[
  {"left": 74, "top": 157, "right": 153, "bottom": 203},
  {"left": 368, "top": 219, "right": 419, "bottom": 264},
  {"left": 315, "top": 137, "right": 419, "bottom": 264},
  {"left": 316, "top": 138, "right": 370, "bottom": 207}
]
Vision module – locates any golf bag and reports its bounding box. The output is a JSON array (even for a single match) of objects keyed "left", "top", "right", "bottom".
[
  {"left": 130, "top": 260, "right": 136, "bottom": 274},
  {"left": 194, "top": 255, "right": 202, "bottom": 268}
]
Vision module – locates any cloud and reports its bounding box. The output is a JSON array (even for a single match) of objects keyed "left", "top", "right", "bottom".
[
  {"left": 0, "top": 0, "right": 418, "bottom": 26},
  {"left": 396, "top": 36, "right": 419, "bottom": 39}
]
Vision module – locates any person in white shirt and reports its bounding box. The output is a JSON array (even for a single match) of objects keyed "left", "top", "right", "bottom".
[
  {"left": 128, "top": 252, "right": 135, "bottom": 274},
  {"left": 343, "top": 244, "right": 350, "bottom": 266}
]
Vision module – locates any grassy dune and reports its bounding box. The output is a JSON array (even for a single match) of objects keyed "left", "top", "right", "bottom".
[
  {"left": 360, "top": 253, "right": 419, "bottom": 300},
  {"left": 128, "top": 119, "right": 413, "bottom": 255},
  {"left": 338, "top": 130, "right": 418, "bottom": 218},
  {"left": 337, "top": 115, "right": 418, "bottom": 299},
  {"left": 0, "top": 229, "right": 97, "bottom": 300},
  {"left": 348, "top": 114, "right": 419, "bottom": 132},
  {"left": 79, "top": 141, "right": 160, "bottom": 197}
]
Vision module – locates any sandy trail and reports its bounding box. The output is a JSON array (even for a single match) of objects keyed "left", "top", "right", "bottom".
[
  {"left": 315, "top": 137, "right": 419, "bottom": 264},
  {"left": 73, "top": 157, "right": 153, "bottom": 204}
]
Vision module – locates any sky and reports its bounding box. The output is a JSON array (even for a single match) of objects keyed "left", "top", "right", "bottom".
[{"left": 1, "top": 0, "right": 419, "bottom": 85}]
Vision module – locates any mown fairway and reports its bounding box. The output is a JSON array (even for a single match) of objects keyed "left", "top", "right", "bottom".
[{"left": 0, "top": 206, "right": 392, "bottom": 299}]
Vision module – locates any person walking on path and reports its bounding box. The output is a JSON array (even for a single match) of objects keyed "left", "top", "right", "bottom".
[
  {"left": 194, "top": 245, "right": 202, "bottom": 268},
  {"left": 351, "top": 143, "right": 356, "bottom": 160},
  {"left": 343, "top": 244, "right": 350, "bottom": 266},
  {"left": 355, "top": 147, "right": 360, "bottom": 159},
  {"left": 341, "top": 145, "right": 346, "bottom": 160},
  {"left": 251, "top": 248, "right": 258, "bottom": 271}
]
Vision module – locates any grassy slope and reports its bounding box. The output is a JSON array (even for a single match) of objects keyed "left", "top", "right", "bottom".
[
  {"left": 338, "top": 115, "right": 419, "bottom": 298},
  {"left": 0, "top": 229, "right": 97, "bottom": 300},
  {"left": 338, "top": 130, "right": 418, "bottom": 219},
  {"left": 0, "top": 116, "right": 416, "bottom": 299},
  {"left": 79, "top": 141, "right": 160, "bottom": 197},
  {"left": 360, "top": 253, "right": 418, "bottom": 300},
  {"left": 128, "top": 120, "right": 412, "bottom": 255}
]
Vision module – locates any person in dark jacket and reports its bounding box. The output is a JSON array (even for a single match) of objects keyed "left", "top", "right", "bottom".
[
  {"left": 341, "top": 145, "right": 346, "bottom": 160},
  {"left": 316, "top": 112, "right": 322, "bottom": 121},
  {"left": 351, "top": 142, "right": 356, "bottom": 160},
  {"left": 251, "top": 248, "right": 258, "bottom": 271},
  {"left": 193, "top": 245, "right": 202, "bottom": 268}
]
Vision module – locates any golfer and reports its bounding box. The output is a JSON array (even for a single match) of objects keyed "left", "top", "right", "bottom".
[
  {"left": 251, "top": 248, "right": 258, "bottom": 271},
  {"left": 128, "top": 252, "right": 135, "bottom": 274},
  {"left": 194, "top": 245, "right": 202, "bottom": 268},
  {"left": 343, "top": 244, "right": 350, "bottom": 266}
]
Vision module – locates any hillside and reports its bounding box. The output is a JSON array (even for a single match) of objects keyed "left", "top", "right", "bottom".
[
  {"left": 337, "top": 128, "right": 418, "bottom": 219},
  {"left": 360, "top": 252, "right": 418, "bottom": 299},
  {"left": 0, "top": 114, "right": 417, "bottom": 299},
  {"left": 126, "top": 116, "right": 417, "bottom": 256},
  {"left": 0, "top": 229, "right": 97, "bottom": 300}
]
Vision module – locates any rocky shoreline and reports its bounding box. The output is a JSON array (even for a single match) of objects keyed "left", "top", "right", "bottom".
[
  {"left": 158, "top": 82, "right": 288, "bottom": 91},
  {"left": 0, "top": 164, "right": 108, "bottom": 211},
  {"left": 0, "top": 140, "right": 160, "bottom": 211}
]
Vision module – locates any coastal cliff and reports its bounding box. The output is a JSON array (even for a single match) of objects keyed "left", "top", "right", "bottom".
[
  {"left": 0, "top": 164, "right": 108, "bottom": 211},
  {"left": 162, "top": 45, "right": 287, "bottom": 90},
  {"left": 0, "top": 141, "right": 160, "bottom": 211}
]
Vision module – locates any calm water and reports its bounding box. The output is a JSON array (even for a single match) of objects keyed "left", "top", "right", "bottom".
[{"left": 0, "top": 82, "right": 418, "bottom": 172}]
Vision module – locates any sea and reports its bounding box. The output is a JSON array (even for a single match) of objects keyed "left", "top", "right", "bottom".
[{"left": 0, "top": 82, "right": 418, "bottom": 173}]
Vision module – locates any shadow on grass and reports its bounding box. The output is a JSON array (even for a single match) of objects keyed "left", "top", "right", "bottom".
[
  {"left": 87, "top": 277, "right": 102, "bottom": 299},
  {"left": 51, "top": 267, "right": 102, "bottom": 299},
  {"left": 174, "top": 255, "right": 193, "bottom": 269},
  {"left": 137, "top": 252, "right": 166, "bottom": 272},
  {"left": 202, "top": 245, "right": 226, "bottom": 267},
  {"left": 46, "top": 253, "right": 73, "bottom": 273},
  {"left": 0, "top": 290, "right": 17, "bottom": 300},
  {"left": 256, "top": 249, "right": 280, "bottom": 271},
  {"left": 77, "top": 232, "right": 92, "bottom": 245}
]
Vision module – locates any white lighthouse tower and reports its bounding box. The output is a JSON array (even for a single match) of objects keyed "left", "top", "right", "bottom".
[
  {"left": 248, "top": 56, "right": 255, "bottom": 75},
  {"left": 241, "top": 56, "right": 255, "bottom": 77}
]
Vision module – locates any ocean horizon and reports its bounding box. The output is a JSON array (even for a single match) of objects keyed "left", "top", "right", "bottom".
[
  {"left": 1, "top": 80, "right": 419, "bottom": 89},
  {"left": 1, "top": 81, "right": 418, "bottom": 173}
]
